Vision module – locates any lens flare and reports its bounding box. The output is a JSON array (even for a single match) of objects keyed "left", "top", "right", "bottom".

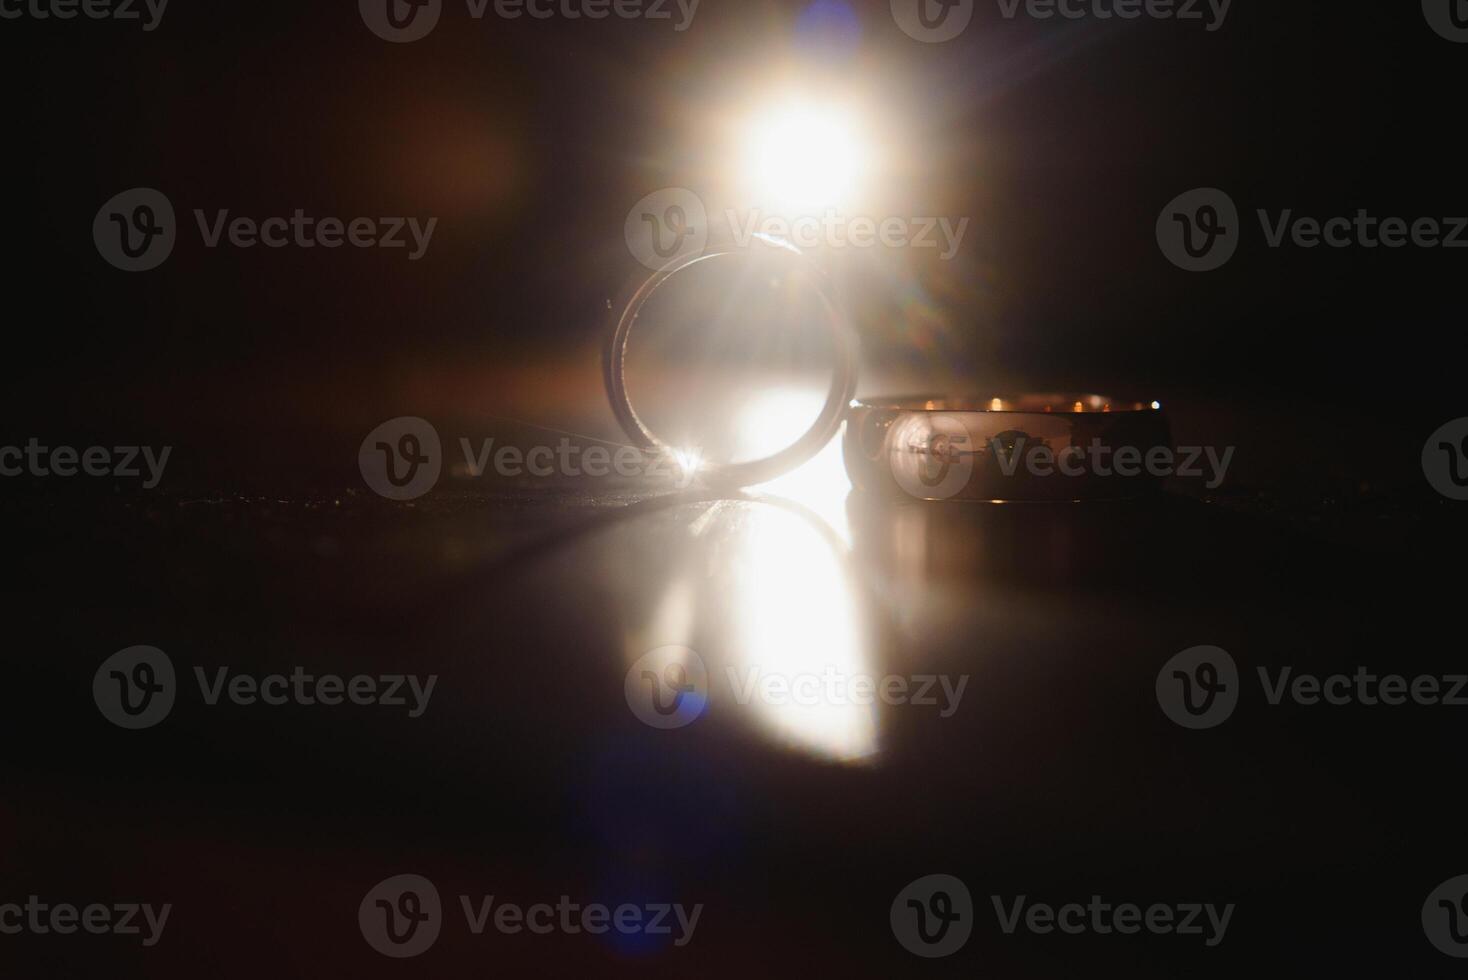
[{"left": 739, "top": 100, "right": 867, "bottom": 213}]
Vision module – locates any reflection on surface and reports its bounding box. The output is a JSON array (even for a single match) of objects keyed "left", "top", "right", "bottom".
[
  {"left": 727, "top": 390, "right": 873, "bottom": 759},
  {"left": 738, "top": 388, "right": 852, "bottom": 541},
  {"left": 719, "top": 499, "right": 875, "bottom": 762},
  {"left": 618, "top": 433, "right": 875, "bottom": 762}
]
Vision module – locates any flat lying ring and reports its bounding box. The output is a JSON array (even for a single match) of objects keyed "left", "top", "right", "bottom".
[{"left": 844, "top": 394, "right": 1172, "bottom": 502}]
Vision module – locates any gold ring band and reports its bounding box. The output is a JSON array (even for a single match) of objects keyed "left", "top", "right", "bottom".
[{"left": 843, "top": 394, "right": 1172, "bottom": 502}]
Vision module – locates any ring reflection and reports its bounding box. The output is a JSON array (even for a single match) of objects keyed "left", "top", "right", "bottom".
[{"left": 625, "top": 439, "right": 878, "bottom": 763}]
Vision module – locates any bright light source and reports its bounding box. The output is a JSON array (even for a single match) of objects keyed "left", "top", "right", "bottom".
[
  {"left": 671, "top": 447, "right": 704, "bottom": 480},
  {"left": 739, "top": 100, "right": 866, "bottom": 213}
]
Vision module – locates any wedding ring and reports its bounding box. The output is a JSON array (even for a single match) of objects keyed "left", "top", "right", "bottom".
[
  {"left": 843, "top": 394, "right": 1172, "bottom": 501},
  {"left": 604, "top": 237, "right": 859, "bottom": 489}
]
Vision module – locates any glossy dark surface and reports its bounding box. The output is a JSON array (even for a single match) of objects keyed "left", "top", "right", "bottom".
[{"left": 4, "top": 435, "right": 1463, "bottom": 975}]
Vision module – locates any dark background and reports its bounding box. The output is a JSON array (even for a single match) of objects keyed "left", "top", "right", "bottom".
[
  {"left": 2, "top": 0, "right": 1466, "bottom": 976},
  {"left": 3, "top": 0, "right": 1463, "bottom": 483}
]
